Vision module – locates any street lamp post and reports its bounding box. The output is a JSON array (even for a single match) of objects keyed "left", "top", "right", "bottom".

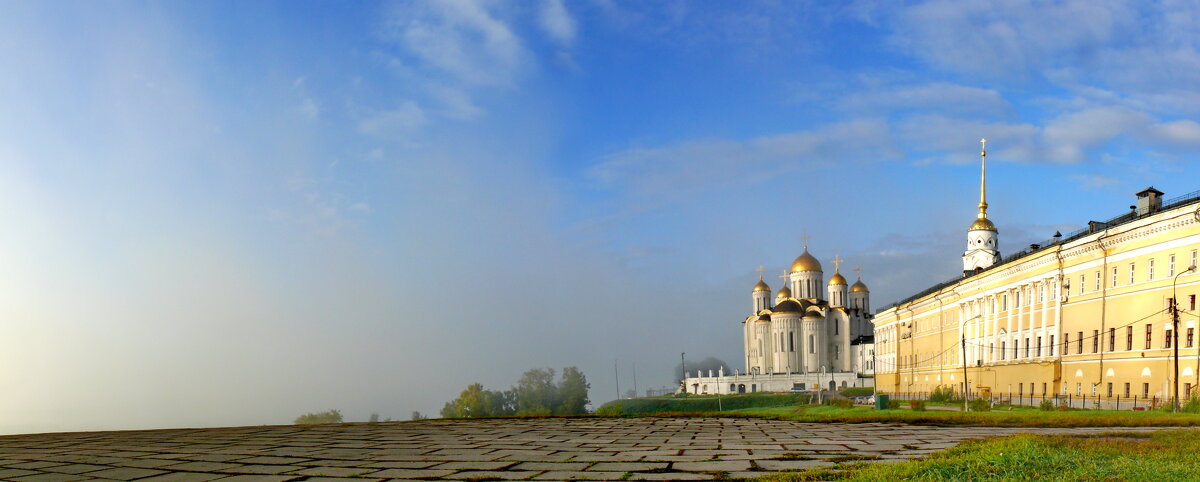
[{"left": 1172, "top": 266, "right": 1196, "bottom": 412}]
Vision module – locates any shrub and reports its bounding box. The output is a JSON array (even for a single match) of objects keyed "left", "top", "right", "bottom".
[
  {"left": 824, "top": 398, "right": 853, "bottom": 409},
  {"left": 1039, "top": 400, "right": 1055, "bottom": 411},
  {"left": 1183, "top": 396, "right": 1200, "bottom": 414},
  {"left": 841, "top": 387, "right": 874, "bottom": 397},
  {"left": 294, "top": 409, "right": 343, "bottom": 424},
  {"left": 887, "top": 399, "right": 901, "bottom": 409},
  {"left": 910, "top": 400, "right": 926, "bottom": 411},
  {"left": 968, "top": 398, "right": 991, "bottom": 412},
  {"left": 596, "top": 404, "right": 622, "bottom": 416},
  {"left": 929, "top": 386, "right": 963, "bottom": 403}
]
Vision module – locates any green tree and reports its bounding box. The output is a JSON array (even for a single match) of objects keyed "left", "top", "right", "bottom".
[
  {"left": 556, "top": 366, "right": 590, "bottom": 414},
  {"left": 514, "top": 368, "right": 558, "bottom": 415},
  {"left": 411, "top": 411, "right": 427, "bottom": 420},
  {"left": 440, "top": 383, "right": 515, "bottom": 418},
  {"left": 294, "top": 409, "right": 343, "bottom": 424}
]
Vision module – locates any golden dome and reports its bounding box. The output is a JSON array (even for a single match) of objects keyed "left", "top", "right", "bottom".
[
  {"left": 776, "top": 285, "right": 792, "bottom": 298},
  {"left": 790, "top": 250, "right": 822, "bottom": 272},
  {"left": 753, "top": 279, "right": 771, "bottom": 292},
  {"left": 851, "top": 280, "right": 869, "bottom": 292},
  {"left": 969, "top": 216, "right": 997, "bottom": 232},
  {"left": 803, "top": 310, "right": 823, "bottom": 319},
  {"left": 828, "top": 272, "right": 847, "bottom": 286}
]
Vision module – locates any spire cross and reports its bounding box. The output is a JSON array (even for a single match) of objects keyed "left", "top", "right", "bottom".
[
  {"left": 778, "top": 269, "right": 789, "bottom": 281},
  {"left": 854, "top": 266, "right": 864, "bottom": 280},
  {"left": 755, "top": 265, "right": 765, "bottom": 281},
  {"left": 800, "top": 231, "right": 810, "bottom": 250},
  {"left": 832, "top": 255, "right": 844, "bottom": 273},
  {"left": 978, "top": 137, "right": 988, "bottom": 218}
]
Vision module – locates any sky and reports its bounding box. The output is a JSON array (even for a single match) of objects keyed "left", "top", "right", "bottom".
[{"left": 3, "top": 0, "right": 1200, "bottom": 434}]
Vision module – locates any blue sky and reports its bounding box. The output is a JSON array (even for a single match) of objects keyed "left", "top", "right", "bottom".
[{"left": 3, "top": 1, "right": 1200, "bottom": 433}]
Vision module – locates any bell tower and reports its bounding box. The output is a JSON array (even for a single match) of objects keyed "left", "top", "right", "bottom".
[{"left": 963, "top": 138, "right": 1000, "bottom": 276}]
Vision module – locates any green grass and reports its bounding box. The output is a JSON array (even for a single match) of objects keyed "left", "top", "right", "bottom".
[
  {"left": 698, "top": 404, "right": 1200, "bottom": 427},
  {"left": 595, "top": 393, "right": 810, "bottom": 416},
  {"left": 757, "top": 429, "right": 1200, "bottom": 480}
]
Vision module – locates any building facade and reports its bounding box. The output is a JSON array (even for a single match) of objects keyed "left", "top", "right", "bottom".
[
  {"left": 683, "top": 248, "right": 876, "bottom": 395},
  {"left": 875, "top": 140, "right": 1200, "bottom": 405}
]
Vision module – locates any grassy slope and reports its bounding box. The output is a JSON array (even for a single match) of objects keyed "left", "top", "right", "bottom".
[
  {"left": 596, "top": 393, "right": 810, "bottom": 415},
  {"left": 701, "top": 405, "right": 1200, "bottom": 427},
  {"left": 759, "top": 429, "right": 1200, "bottom": 481}
]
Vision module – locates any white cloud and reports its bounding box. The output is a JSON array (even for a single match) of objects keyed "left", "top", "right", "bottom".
[
  {"left": 1070, "top": 174, "right": 1121, "bottom": 190},
  {"left": 538, "top": 0, "right": 576, "bottom": 45},
  {"left": 296, "top": 97, "right": 319, "bottom": 120},
  {"left": 839, "top": 82, "right": 1011, "bottom": 116},
  {"left": 357, "top": 102, "right": 427, "bottom": 141},
  {"left": 382, "top": 0, "right": 525, "bottom": 88},
  {"left": 1145, "top": 119, "right": 1200, "bottom": 149},
  {"left": 590, "top": 119, "right": 898, "bottom": 198}
]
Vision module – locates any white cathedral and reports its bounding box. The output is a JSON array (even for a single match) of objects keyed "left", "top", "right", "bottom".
[{"left": 682, "top": 246, "right": 876, "bottom": 395}]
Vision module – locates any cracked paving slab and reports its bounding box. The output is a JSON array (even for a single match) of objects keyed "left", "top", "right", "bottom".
[{"left": 0, "top": 418, "right": 1172, "bottom": 480}]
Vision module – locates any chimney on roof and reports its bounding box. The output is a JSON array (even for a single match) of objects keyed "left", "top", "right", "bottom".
[{"left": 1136, "top": 186, "right": 1164, "bottom": 216}]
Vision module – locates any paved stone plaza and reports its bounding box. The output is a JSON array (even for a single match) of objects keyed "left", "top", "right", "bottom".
[{"left": 0, "top": 418, "right": 1167, "bottom": 480}]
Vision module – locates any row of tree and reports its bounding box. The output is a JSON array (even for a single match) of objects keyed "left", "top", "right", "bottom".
[{"left": 440, "top": 367, "right": 590, "bottom": 417}]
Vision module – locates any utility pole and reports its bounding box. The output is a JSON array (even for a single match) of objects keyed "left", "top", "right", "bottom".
[
  {"left": 1173, "top": 296, "right": 1181, "bottom": 412},
  {"left": 1173, "top": 266, "right": 1195, "bottom": 411},
  {"left": 632, "top": 362, "right": 638, "bottom": 398},
  {"left": 961, "top": 332, "right": 970, "bottom": 412},
  {"left": 681, "top": 352, "right": 687, "bottom": 394},
  {"left": 615, "top": 359, "right": 620, "bottom": 401}
]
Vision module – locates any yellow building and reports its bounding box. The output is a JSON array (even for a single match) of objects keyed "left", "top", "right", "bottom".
[{"left": 874, "top": 140, "right": 1200, "bottom": 406}]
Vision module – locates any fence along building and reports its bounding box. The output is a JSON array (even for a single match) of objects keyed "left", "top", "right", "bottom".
[{"left": 874, "top": 140, "right": 1200, "bottom": 405}]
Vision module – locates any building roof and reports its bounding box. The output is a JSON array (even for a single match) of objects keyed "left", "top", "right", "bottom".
[{"left": 882, "top": 187, "right": 1200, "bottom": 310}]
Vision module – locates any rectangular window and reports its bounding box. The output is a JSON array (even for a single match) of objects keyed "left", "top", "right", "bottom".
[
  {"left": 1042, "top": 383, "right": 1047, "bottom": 396},
  {"left": 1193, "top": 250, "right": 1197, "bottom": 272},
  {"left": 1170, "top": 255, "right": 1176, "bottom": 277},
  {"left": 1079, "top": 275, "right": 1085, "bottom": 294},
  {"left": 1130, "top": 263, "right": 1136, "bottom": 284},
  {"left": 1191, "top": 294, "right": 1196, "bottom": 311},
  {"left": 1001, "top": 294, "right": 1007, "bottom": 311},
  {"left": 1095, "top": 271, "right": 1101, "bottom": 291},
  {"left": 1146, "top": 325, "right": 1153, "bottom": 350},
  {"left": 1023, "top": 338, "right": 1029, "bottom": 358},
  {"left": 1124, "top": 382, "right": 1131, "bottom": 398},
  {"left": 1093, "top": 330, "right": 1099, "bottom": 353},
  {"left": 809, "top": 335, "right": 814, "bottom": 353},
  {"left": 1078, "top": 331, "right": 1084, "bottom": 354},
  {"left": 1112, "top": 267, "right": 1119, "bottom": 287},
  {"left": 789, "top": 332, "right": 794, "bottom": 352},
  {"left": 1050, "top": 335, "right": 1055, "bottom": 356},
  {"left": 1001, "top": 341, "right": 1006, "bottom": 360},
  {"left": 1037, "top": 336, "right": 1043, "bottom": 357},
  {"left": 1109, "top": 328, "right": 1116, "bottom": 352},
  {"left": 1064, "top": 333, "right": 1070, "bottom": 355},
  {"left": 1166, "top": 329, "right": 1173, "bottom": 349},
  {"left": 1150, "top": 258, "right": 1156, "bottom": 280},
  {"left": 1107, "top": 382, "right": 1113, "bottom": 397},
  {"left": 835, "top": 322, "right": 839, "bottom": 335},
  {"left": 1143, "top": 383, "right": 1150, "bottom": 398},
  {"left": 1076, "top": 383, "right": 1082, "bottom": 396},
  {"left": 1127, "top": 326, "right": 1134, "bottom": 350},
  {"left": 1188, "top": 328, "right": 1194, "bottom": 348}
]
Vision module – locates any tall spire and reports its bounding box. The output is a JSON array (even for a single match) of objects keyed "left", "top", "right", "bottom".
[{"left": 978, "top": 138, "right": 988, "bottom": 220}]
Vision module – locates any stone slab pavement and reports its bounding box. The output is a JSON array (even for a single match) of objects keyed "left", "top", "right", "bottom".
[{"left": 0, "top": 418, "right": 1171, "bottom": 480}]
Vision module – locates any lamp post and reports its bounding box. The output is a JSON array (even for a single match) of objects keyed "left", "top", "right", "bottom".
[
  {"left": 960, "top": 315, "right": 983, "bottom": 412},
  {"left": 1172, "top": 266, "right": 1196, "bottom": 412}
]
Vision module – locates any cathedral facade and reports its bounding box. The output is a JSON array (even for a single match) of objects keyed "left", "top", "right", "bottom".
[{"left": 682, "top": 248, "right": 877, "bottom": 395}]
